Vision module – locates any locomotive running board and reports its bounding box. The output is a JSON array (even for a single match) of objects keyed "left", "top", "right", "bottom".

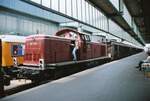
[
  {"left": 18, "top": 56, "right": 110, "bottom": 70},
  {"left": 17, "top": 66, "right": 43, "bottom": 70},
  {"left": 46, "top": 56, "right": 110, "bottom": 67}
]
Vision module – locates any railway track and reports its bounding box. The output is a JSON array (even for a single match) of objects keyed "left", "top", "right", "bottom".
[{"left": 2, "top": 58, "right": 110, "bottom": 98}]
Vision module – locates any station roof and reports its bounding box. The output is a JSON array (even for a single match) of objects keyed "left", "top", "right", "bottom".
[
  {"left": 123, "top": 0, "right": 150, "bottom": 43},
  {"left": 87, "top": 0, "right": 146, "bottom": 45}
]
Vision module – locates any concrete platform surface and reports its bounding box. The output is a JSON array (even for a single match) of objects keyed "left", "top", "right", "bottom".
[{"left": 1, "top": 52, "right": 150, "bottom": 101}]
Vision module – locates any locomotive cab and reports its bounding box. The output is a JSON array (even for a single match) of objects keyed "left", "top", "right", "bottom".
[{"left": 56, "top": 29, "right": 93, "bottom": 60}]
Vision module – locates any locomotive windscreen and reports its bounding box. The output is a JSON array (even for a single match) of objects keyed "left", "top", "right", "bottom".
[{"left": 11, "top": 44, "right": 24, "bottom": 56}]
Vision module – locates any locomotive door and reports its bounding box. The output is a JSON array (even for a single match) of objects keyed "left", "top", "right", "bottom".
[
  {"left": 70, "top": 40, "right": 75, "bottom": 60},
  {"left": 80, "top": 34, "right": 91, "bottom": 59},
  {"left": 81, "top": 34, "right": 91, "bottom": 52}
]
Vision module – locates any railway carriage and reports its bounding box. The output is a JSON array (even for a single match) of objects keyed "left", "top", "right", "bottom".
[
  {"left": 107, "top": 41, "right": 143, "bottom": 60},
  {"left": 0, "top": 35, "right": 25, "bottom": 76}
]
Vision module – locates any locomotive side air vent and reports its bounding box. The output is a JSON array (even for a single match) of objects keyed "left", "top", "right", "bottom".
[{"left": 39, "top": 59, "right": 45, "bottom": 69}]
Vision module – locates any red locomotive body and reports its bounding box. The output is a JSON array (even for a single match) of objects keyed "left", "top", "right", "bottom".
[
  {"left": 23, "top": 29, "right": 107, "bottom": 69},
  {"left": 24, "top": 35, "right": 71, "bottom": 66}
]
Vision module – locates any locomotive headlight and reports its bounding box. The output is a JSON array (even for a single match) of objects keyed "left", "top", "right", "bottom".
[
  {"left": 13, "top": 57, "right": 18, "bottom": 67},
  {"left": 39, "top": 59, "right": 45, "bottom": 69},
  {"left": 108, "top": 53, "right": 111, "bottom": 57}
]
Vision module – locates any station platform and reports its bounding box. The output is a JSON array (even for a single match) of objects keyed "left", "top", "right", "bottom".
[{"left": 1, "top": 52, "right": 150, "bottom": 101}]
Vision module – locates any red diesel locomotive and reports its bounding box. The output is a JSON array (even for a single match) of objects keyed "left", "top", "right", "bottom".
[
  {"left": 23, "top": 29, "right": 107, "bottom": 68},
  {"left": 19, "top": 29, "right": 108, "bottom": 80}
]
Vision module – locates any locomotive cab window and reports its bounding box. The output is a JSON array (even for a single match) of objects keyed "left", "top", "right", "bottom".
[
  {"left": 85, "top": 35, "right": 91, "bottom": 42},
  {"left": 80, "top": 34, "right": 91, "bottom": 42}
]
